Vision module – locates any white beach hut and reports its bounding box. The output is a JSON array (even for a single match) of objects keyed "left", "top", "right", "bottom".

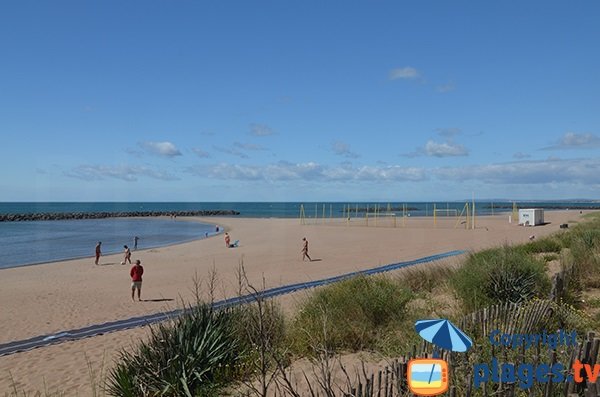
[{"left": 518, "top": 208, "right": 544, "bottom": 226}]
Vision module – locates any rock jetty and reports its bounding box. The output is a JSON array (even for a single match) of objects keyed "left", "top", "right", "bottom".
[{"left": 0, "top": 210, "right": 240, "bottom": 222}]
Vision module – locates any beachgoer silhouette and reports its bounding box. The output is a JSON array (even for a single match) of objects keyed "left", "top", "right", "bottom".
[
  {"left": 123, "top": 245, "right": 132, "bottom": 265},
  {"left": 95, "top": 242, "right": 102, "bottom": 265},
  {"left": 301, "top": 237, "right": 312, "bottom": 262},
  {"left": 134, "top": 236, "right": 139, "bottom": 250},
  {"left": 225, "top": 232, "right": 231, "bottom": 248},
  {"left": 130, "top": 259, "right": 144, "bottom": 301}
]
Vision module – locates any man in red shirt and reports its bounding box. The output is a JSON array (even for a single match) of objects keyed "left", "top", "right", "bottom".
[{"left": 130, "top": 259, "right": 144, "bottom": 301}]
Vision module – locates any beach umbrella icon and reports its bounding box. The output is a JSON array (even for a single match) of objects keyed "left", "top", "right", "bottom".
[{"left": 415, "top": 319, "right": 472, "bottom": 352}]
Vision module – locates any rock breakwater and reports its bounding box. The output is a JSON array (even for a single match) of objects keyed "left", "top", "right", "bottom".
[{"left": 0, "top": 210, "right": 240, "bottom": 222}]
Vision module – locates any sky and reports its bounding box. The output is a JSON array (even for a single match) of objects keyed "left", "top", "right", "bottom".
[{"left": 1, "top": 1, "right": 599, "bottom": 202}]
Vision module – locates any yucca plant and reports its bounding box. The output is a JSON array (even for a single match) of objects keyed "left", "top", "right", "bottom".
[
  {"left": 486, "top": 269, "right": 537, "bottom": 304},
  {"left": 106, "top": 303, "right": 245, "bottom": 396}
]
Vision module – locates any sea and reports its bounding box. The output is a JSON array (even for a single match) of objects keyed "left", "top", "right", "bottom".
[{"left": 0, "top": 201, "right": 598, "bottom": 269}]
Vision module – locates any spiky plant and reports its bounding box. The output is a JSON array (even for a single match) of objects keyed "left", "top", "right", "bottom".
[
  {"left": 106, "top": 303, "right": 245, "bottom": 397},
  {"left": 486, "top": 269, "right": 537, "bottom": 304}
]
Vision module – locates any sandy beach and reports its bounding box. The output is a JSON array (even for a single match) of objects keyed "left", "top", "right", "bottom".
[{"left": 0, "top": 210, "right": 589, "bottom": 394}]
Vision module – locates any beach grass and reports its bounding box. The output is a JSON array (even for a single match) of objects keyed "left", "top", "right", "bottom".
[
  {"left": 287, "top": 275, "right": 413, "bottom": 356},
  {"left": 451, "top": 245, "right": 551, "bottom": 312}
]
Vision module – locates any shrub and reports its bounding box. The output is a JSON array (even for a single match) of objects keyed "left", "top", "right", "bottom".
[
  {"left": 569, "top": 228, "right": 600, "bottom": 287},
  {"left": 288, "top": 275, "right": 412, "bottom": 354},
  {"left": 518, "top": 237, "right": 563, "bottom": 254},
  {"left": 106, "top": 304, "right": 245, "bottom": 397},
  {"left": 451, "top": 246, "right": 550, "bottom": 312},
  {"left": 400, "top": 263, "right": 456, "bottom": 293},
  {"left": 229, "top": 298, "right": 287, "bottom": 383}
]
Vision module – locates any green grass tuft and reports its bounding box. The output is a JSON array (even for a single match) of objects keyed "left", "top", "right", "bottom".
[
  {"left": 288, "top": 275, "right": 413, "bottom": 355},
  {"left": 451, "top": 246, "right": 550, "bottom": 312}
]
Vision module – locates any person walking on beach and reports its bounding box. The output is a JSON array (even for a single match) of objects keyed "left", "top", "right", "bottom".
[
  {"left": 130, "top": 259, "right": 144, "bottom": 301},
  {"left": 301, "top": 237, "right": 312, "bottom": 262},
  {"left": 225, "top": 232, "right": 231, "bottom": 248},
  {"left": 123, "top": 245, "right": 132, "bottom": 265},
  {"left": 133, "top": 236, "right": 139, "bottom": 250},
  {"left": 95, "top": 242, "right": 102, "bottom": 265}
]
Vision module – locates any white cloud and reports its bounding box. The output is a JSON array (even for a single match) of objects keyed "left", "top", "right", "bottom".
[
  {"left": 188, "top": 161, "right": 427, "bottom": 183},
  {"left": 389, "top": 67, "right": 420, "bottom": 80},
  {"left": 405, "top": 138, "right": 469, "bottom": 158},
  {"left": 192, "top": 147, "right": 210, "bottom": 158},
  {"left": 332, "top": 140, "right": 360, "bottom": 159},
  {"left": 65, "top": 165, "right": 179, "bottom": 181},
  {"left": 250, "top": 123, "right": 276, "bottom": 136},
  {"left": 187, "top": 157, "right": 600, "bottom": 188},
  {"left": 424, "top": 140, "right": 469, "bottom": 157},
  {"left": 433, "top": 158, "right": 600, "bottom": 185},
  {"left": 543, "top": 132, "right": 600, "bottom": 150},
  {"left": 139, "top": 141, "right": 182, "bottom": 157}
]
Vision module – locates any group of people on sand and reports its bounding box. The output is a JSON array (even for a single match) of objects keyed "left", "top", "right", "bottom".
[
  {"left": 94, "top": 237, "right": 144, "bottom": 301},
  {"left": 223, "top": 232, "right": 240, "bottom": 248},
  {"left": 223, "top": 231, "right": 314, "bottom": 261},
  {"left": 93, "top": 229, "right": 316, "bottom": 303}
]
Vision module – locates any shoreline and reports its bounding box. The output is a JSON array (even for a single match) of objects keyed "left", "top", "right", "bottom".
[
  {"left": 0, "top": 209, "right": 586, "bottom": 270},
  {"left": 0, "top": 210, "right": 594, "bottom": 393},
  {"left": 0, "top": 217, "right": 224, "bottom": 270}
]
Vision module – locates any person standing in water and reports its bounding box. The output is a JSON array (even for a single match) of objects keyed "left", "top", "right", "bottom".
[{"left": 133, "top": 236, "right": 139, "bottom": 250}]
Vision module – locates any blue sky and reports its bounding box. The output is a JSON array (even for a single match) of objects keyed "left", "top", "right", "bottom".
[{"left": 1, "top": 1, "right": 599, "bottom": 201}]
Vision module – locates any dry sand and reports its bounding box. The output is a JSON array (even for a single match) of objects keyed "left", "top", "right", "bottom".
[{"left": 0, "top": 210, "right": 588, "bottom": 394}]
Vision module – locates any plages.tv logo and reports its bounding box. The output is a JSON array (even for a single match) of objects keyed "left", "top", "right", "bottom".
[
  {"left": 473, "top": 329, "right": 592, "bottom": 389},
  {"left": 408, "top": 319, "right": 472, "bottom": 396}
]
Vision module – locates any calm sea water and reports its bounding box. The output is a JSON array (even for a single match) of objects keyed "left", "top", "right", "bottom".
[
  {"left": 1, "top": 201, "right": 598, "bottom": 218},
  {"left": 0, "top": 218, "right": 215, "bottom": 269},
  {"left": 1, "top": 201, "right": 597, "bottom": 269}
]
